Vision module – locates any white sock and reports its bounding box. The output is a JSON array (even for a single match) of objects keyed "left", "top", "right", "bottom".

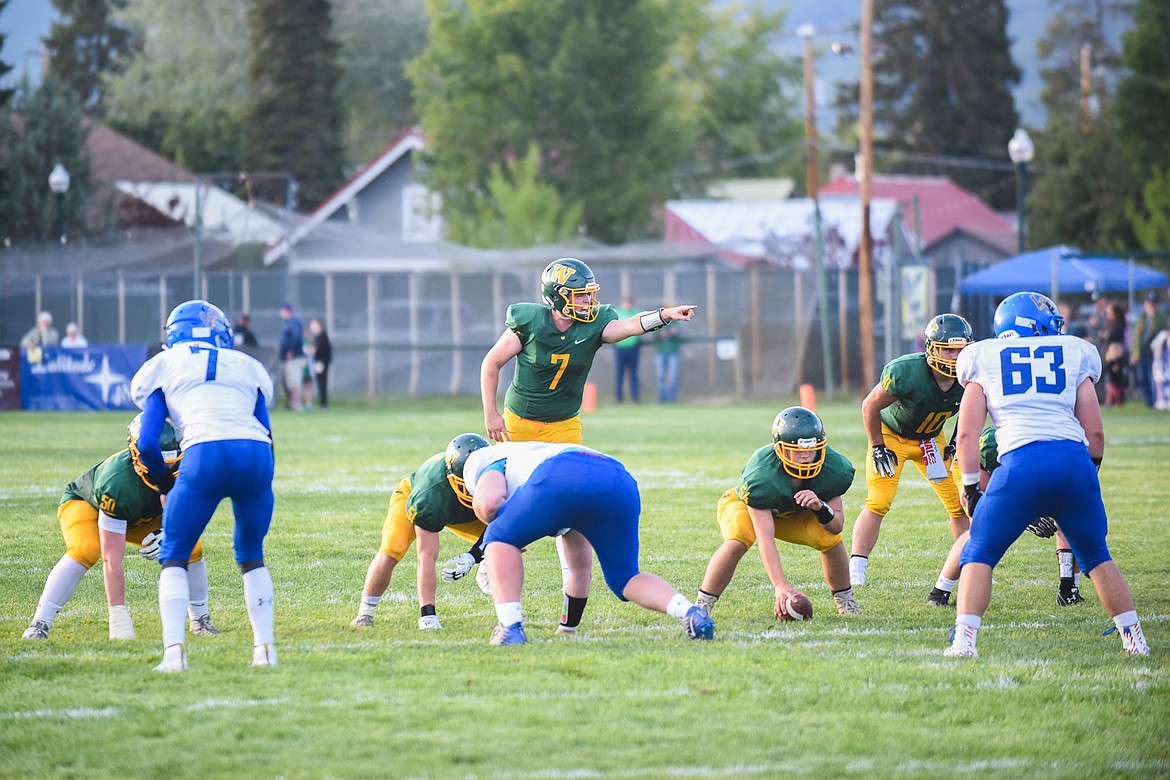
[
  {"left": 358, "top": 594, "right": 380, "bottom": 617},
  {"left": 158, "top": 566, "right": 191, "bottom": 650},
  {"left": 956, "top": 614, "right": 982, "bottom": 630},
  {"left": 33, "top": 556, "right": 89, "bottom": 626},
  {"left": 242, "top": 567, "right": 276, "bottom": 647},
  {"left": 187, "top": 558, "right": 210, "bottom": 620},
  {"left": 953, "top": 613, "right": 982, "bottom": 647},
  {"left": 495, "top": 601, "right": 524, "bottom": 626},
  {"left": 666, "top": 593, "right": 693, "bottom": 620},
  {"left": 1113, "top": 610, "right": 1139, "bottom": 630},
  {"left": 1073, "top": 572, "right": 1082, "bottom": 588},
  {"left": 555, "top": 535, "right": 571, "bottom": 589},
  {"left": 695, "top": 590, "right": 719, "bottom": 612},
  {"left": 934, "top": 575, "right": 958, "bottom": 593}
]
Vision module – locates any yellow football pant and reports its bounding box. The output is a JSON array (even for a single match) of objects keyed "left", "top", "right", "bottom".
[
  {"left": 503, "top": 409, "right": 584, "bottom": 444},
  {"left": 57, "top": 499, "right": 204, "bottom": 568},
  {"left": 378, "top": 477, "right": 487, "bottom": 561},
  {"left": 715, "top": 489, "right": 842, "bottom": 553},
  {"left": 862, "top": 424, "right": 964, "bottom": 517}
]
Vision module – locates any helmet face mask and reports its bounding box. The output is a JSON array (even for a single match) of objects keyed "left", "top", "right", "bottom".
[
  {"left": 444, "top": 433, "right": 491, "bottom": 508},
  {"left": 165, "top": 299, "right": 233, "bottom": 349},
  {"left": 127, "top": 413, "right": 183, "bottom": 490},
  {"left": 994, "top": 292, "right": 1065, "bottom": 339},
  {"left": 541, "top": 258, "right": 600, "bottom": 323},
  {"left": 923, "top": 314, "right": 974, "bottom": 378},
  {"left": 771, "top": 406, "right": 827, "bottom": 480}
]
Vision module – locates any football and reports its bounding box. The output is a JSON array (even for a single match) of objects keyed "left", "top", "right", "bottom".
[{"left": 783, "top": 594, "right": 814, "bottom": 621}]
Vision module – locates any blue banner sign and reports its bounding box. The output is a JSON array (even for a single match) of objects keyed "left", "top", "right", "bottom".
[{"left": 21, "top": 345, "right": 147, "bottom": 411}]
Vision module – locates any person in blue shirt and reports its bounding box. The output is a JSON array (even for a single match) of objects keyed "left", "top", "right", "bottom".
[{"left": 278, "top": 301, "right": 306, "bottom": 411}]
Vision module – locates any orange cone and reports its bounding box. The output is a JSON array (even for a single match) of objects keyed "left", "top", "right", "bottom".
[
  {"left": 799, "top": 383, "right": 816, "bottom": 412},
  {"left": 582, "top": 381, "right": 597, "bottom": 414}
]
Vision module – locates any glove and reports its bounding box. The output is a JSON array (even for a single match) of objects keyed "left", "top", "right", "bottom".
[
  {"left": 963, "top": 483, "right": 983, "bottom": 518},
  {"left": 943, "top": 441, "right": 956, "bottom": 463},
  {"left": 140, "top": 530, "right": 164, "bottom": 561},
  {"left": 109, "top": 605, "right": 136, "bottom": 640},
  {"left": 418, "top": 614, "right": 442, "bottom": 630},
  {"left": 1026, "top": 516, "right": 1057, "bottom": 538},
  {"left": 441, "top": 552, "right": 476, "bottom": 582},
  {"left": 871, "top": 445, "right": 898, "bottom": 478}
]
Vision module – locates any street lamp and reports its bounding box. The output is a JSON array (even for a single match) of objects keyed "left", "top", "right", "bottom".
[
  {"left": 48, "top": 162, "right": 71, "bottom": 244},
  {"left": 1007, "top": 128, "right": 1034, "bottom": 255}
]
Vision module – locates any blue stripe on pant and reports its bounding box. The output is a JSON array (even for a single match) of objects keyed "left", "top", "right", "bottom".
[
  {"left": 483, "top": 452, "right": 642, "bottom": 598},
  {"left": 160, "top": 440, "right": 275, "bottom": 566},
  {"left": 961, "top": 439, "right": 1112, "bottom": 573}
]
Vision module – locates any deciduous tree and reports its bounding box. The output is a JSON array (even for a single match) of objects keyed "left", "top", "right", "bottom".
[{"left": 45, "top": 0, "right": 140, "bottom": 114}]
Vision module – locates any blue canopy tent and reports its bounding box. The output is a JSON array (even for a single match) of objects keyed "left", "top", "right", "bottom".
[{"left": 959, "top": 245, "right": 1169, "bottom": 298}]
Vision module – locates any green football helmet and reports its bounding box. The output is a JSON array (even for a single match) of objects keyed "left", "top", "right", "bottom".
[
  {"left": 772, "top": 406, "right": 827, "bottom": 479},
  {"left": 923, "top": 313, "right": 974, "bottom": 378},
  {"left": 445, "top": 433, "right": 490, "bottom": 508},
  {"left": 127, "top": 413, "right": 183, "bottom": 491},
  {"left": 541, "top": 258, "right": 600, "bottom": 323}
]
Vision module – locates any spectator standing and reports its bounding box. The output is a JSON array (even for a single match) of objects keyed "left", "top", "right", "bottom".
[
  {"left": 278, "top": 302, "right": 306, "bottom": 411},
  {"left": 309, "top": 318, "right": 333, "bottom": 410},
  {"left": 1130, "top": 292, "right": 1167, "bottom": 408},
  {"left": 60, "top": 323, "right": 88, "bottom": 349},
  {"left": 654, "top": 307, "right": 683, "bottom": 403},
  {"left": 234, "top": 314, "right": 259, "bottom": 348},
  {"left": 1104, "top": 302, "right": 1128, "bottom": 407},
  {"left": 613, "top": 295, "right": 642, "bottom": 402},
  {"left": 21, "top": 311, "right": 59, "bottom": 361}
]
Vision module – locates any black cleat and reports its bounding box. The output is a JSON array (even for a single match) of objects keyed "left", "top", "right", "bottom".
[
  {"left": 927, "top": 587, "right": 952, "bottom": 607},
  {"left": 1057, "top": 587, "right": 1084, "bottom": 606}
]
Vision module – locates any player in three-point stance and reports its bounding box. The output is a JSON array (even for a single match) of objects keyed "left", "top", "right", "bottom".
[
  {"left": 131, "top": 299, "right": 277, "bottom": 672},
  {"left": 695, "top": 406, "right": 861, "bottom": 619},
  {"left": 849, "top": 314, "right": 975, "bottom": 587},
  {"left": 945, "top": 291, "right": 1149, "bottom": 657},
  {"left": 480, "top": 257, "right": 697, "bottom": 633},
  {"left": 350, "top": 433, "right": 491, "bottom": 630},
  {"left": 461, "top": 441, "right": 715, "bottom": 645}
]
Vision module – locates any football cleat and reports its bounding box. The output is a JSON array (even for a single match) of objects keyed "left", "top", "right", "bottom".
[
  {"left": 834, "top": 594, "right": 863, "bottom": 616},
  {"left": 927, "top": 588, "right": 952, "bottom": 607},
  {"left": 251, "top": 644, "right": 278, "bottom": 667},
  {"left": 154, "top": 645, "right": 188, "bottom": 673},
  {"left": 681, "top": 606, "right": 715, "bottom": 640},
  {"left": 189, "top": 614, "right": 221, "bottom": 636},
  {"left": 22, "top": 620, "right": 50, "bottom": 640},
  {"left": 476, "top": 563, "right": 492, "bottom": 596},
  {"left": 944, "top": 625, "right": 979, "bottom": 658},
  {"left": 489, "top": 621, "right": 527, "bottom": 646},
  {"left": 1056, "top": 588, "right": 1084, "bottom": 607},
  {"left": 350, "top": 614, "right": 374, "bottom": 628},
  {"left": 418, "top": 615, "right": 442, "bottom": 630},
  {"left": 554, "top": 624, "right": 578, "bottom": 636},
  {"left": 1120, "top": 624, "right": 1150, "bottom": 656}
]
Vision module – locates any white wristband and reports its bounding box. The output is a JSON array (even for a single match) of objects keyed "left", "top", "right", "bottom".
[
  {"left": 961, "top": 472, "right": 980, "bottom": 486},
  {"left": 638, "top": 309, "right": 668, "bottom": 333}
]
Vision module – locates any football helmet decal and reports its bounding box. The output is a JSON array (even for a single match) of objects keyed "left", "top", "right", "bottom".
[
  {"left": 165, "top": 299, "right": 233, "bottom": 349},
  {"left": 772, "top": 406, "right": 827, "bottom": 480},
  {"left": 541, "top": 258, "right": 600, "bottom": 323},
  {"left": 128, "top": 413, "right": 183, "bottom": 490},
  {"left": 923, "top": 314, "right": 974, "bottom": 377},
  {"left": 994, "top": 292, "right": 1065, "bottom": 338},
  {"left": 445, "top": 433, "right": 491, "bottom": 508}
]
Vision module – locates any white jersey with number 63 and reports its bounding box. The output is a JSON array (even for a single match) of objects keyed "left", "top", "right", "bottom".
[{"left": 956, "top": 335, "right": 1101, "bottom": 456}]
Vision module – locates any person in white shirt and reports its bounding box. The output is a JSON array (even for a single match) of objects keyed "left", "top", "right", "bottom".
[
  {"left": 945, "top": 291, "right": 1149, "bottom": 658},
  {"left": 130, "top": 299, "right": 276, "bottom": 672},
  {"left": 60, "top": 322, "right": 88, "bottom": 348},
  {"left": 462, "top": 440, "right": 715, "bottom": 645}
]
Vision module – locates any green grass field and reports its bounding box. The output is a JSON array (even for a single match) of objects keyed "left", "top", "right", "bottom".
[{"left": 2, "top": 398, "right": 1168, "bottom": 779}]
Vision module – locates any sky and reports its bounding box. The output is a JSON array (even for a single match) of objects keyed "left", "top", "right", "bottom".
[{"left": 0, "top": 0, "right": 1103, "bottom": 127}]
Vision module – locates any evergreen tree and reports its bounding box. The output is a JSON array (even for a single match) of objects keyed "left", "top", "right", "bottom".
[
  {"left": 835, "top": 0, "right": 1021, "bottom": 208},
  {"left": 1036, "top": 0, "right": 1130, "bottom": 119},
  {"left": 1128, "top": 164, "right": 1170, "bottom": 250},
  {"left": 0, "top": 78, "right": 92, "bottom": 244},
  {"left": 246, "top": 0, "right": 345, "bottom": 209},
  {"left": 44, "top": 0, "right": 140, "bottom": 115},
  {"left": 0, "top": 0, "right": 15, "bottom": 108},
  {"left": 1114, "top": 0, "right": 1170, "bottom": 179}
]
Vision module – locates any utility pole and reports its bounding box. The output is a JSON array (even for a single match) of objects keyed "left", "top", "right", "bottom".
[{"left": 858, "top": 0, "right": 876, "bottom": 390}]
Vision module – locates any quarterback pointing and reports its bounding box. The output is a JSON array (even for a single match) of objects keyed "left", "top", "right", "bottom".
[
  {"left": 849, "top": 314, "right": 974, "bottom": 587},
  {"left": 350, "top": 433, "right": 491, "bottom": 629},
  {"left": 131, "top": 299, "right": 277, "bottom": 672},
  {"left": 945, "top": 292, "right": 1148, "bottom": 657}
]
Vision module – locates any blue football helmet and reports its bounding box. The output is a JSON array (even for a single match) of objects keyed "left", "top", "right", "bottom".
[
  {"left": 994, "top": 292, "right": 1065, "bottom": 338},
  {"left": 165, "top": 300, "right": 233, "bottom": 348}
]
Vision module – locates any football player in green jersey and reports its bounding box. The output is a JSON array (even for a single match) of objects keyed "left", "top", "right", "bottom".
[
  {"left": 351, "top": 434, "right": 491, "bottom": 630},
  {"left": 848, "top": 314, "right": 974, "bottom": 587},
  {"left": 479, "top": 257, "right": 696, "bottom": 633},
  {"left": 926, "top": 425, "right": 1083, "bottom": 607},
  {"left": 695, "top": 407, "right": 862, "bottom": 619},
  {"left": 22, "top": 415, "right": 219, "bottom": 641}
]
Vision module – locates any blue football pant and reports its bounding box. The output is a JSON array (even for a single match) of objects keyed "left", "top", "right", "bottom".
[{"left": 483, "top": 451, "right": 642, "bottom": 598}]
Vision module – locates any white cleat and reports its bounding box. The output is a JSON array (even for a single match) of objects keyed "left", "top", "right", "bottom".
[
  {"left": 1121, "top": 624, "right": 1151, "bottom": 656},
  {"left": 350, "top": 614, "right": 374, "bottom": 628},
  {"left": 251, "top": 644, "right": 278, "bottom": 668},
  {"left": 944, "top": 626, "right": 979, "bottom": 658},
  {"left": 153, "top": 645, "right": 188, "bottom": 673},
  {"left": 834, "top": 594, "right": 863, "bottom": 616},
  {"left": 476, "top": 562, "right": 492, "bottom": 596},
  {"left": 22, "top": 620, "right": 50, "bottom": 640},
  {"left": 189, "top": 614, "right": 221, "bottom": 636}
]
